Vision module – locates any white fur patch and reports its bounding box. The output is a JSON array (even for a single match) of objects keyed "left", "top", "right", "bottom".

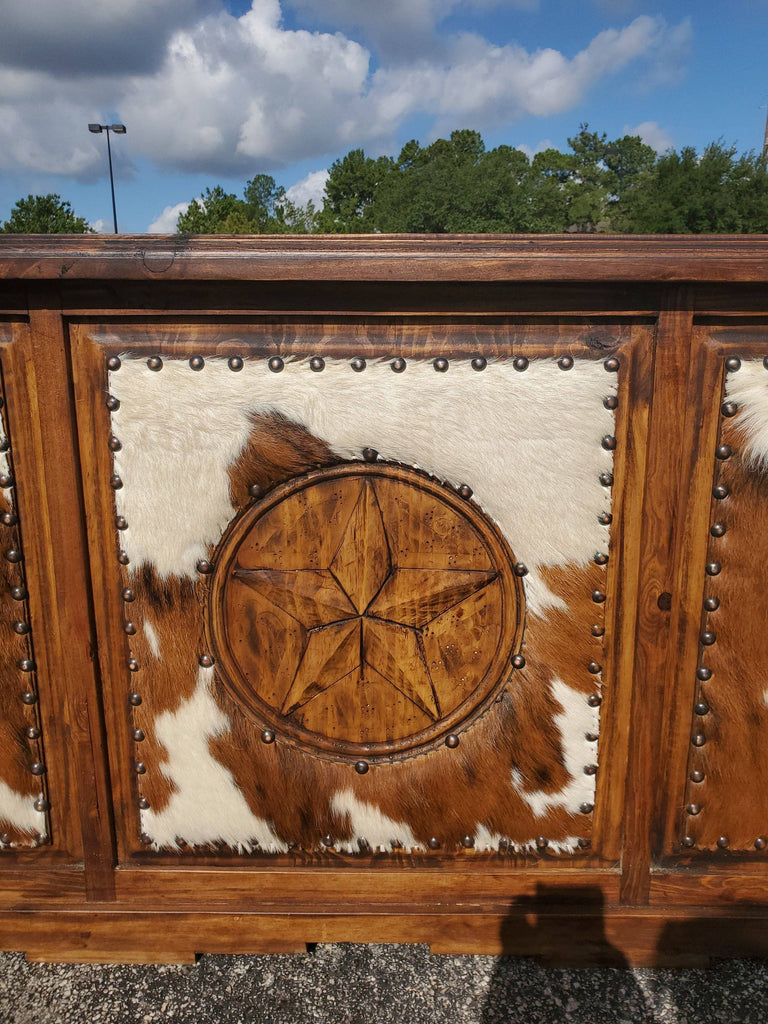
[
  {"left": 330, "top": 789, "right": 425, "bottom": 853},
  {"left": 725, "top": 362, "right": 768, "bottom": 470},
  {"left": 0, "top": 781, "right": 46, "bottom": 836},
  {"left": 473, "top": 823, "right": 579, "bottom": 855},
  {"left": 143, "top": 618, "right": 161, "bottom": 660},
  {"left": 511, "top": 677, "right": 599, "bottom": 821},
  {"left": 0, "top": 413, "right": 10, "bottom": 510},
  {"left": 109, "top": 356, "right": 615, "bottom": 603},
  {"left": 141, "top": 666, "right": 287, "bottom": 852}
]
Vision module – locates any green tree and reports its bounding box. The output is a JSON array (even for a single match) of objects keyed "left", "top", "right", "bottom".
[
  {"left": 316, "top": 149, "right": 395, "bottom": 232},
  {"left": 2, "top": 194, "right": 90, "bottom": 233},
  {"left": 177, "top": 176, "right": 318, "bottom": 234}
]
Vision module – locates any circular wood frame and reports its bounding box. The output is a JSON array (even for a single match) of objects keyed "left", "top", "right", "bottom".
[{"left": 206, "top": 462, "right": 525, "bottom": 763}]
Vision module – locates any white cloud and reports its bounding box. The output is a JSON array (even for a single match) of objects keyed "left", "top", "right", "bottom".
[
  {"left": 0, "top": 3, "right": 692, "bottom": 180},
  {"left": 516, "top": 139, "right": 553, "bottom": 159},
  {"left": 90, "top": 218, "right": 109, "bottom": 233},
  {"left": 147, "top": 201, "right": 190, "bottom": 233},
  {"left": 624, "top": 120, "right": 674, "bottom": 153},
  {"left": 284, "top": 169, "right": 329, "bottom": 208}
]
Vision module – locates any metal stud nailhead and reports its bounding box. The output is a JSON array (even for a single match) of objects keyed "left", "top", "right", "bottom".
[
  {"left": 701, "top": 631, "right": 716, "bottom": 646},
  {"left": 106, "top": 396, "right": 120, "bottom": 411},
  {"left": 115, "top": 516, "right": 128, "bottom": 531},
  {"left": 682, "top": 836, "right": 695, "bottom": 848},
  {"left": 710, "top": 523, "right": 726, "bottom": 537},
  {"left": 697, "top": 666, "right": 712, "bottom": 681},
  {"left": 118, "top": 551, "right": 130, "bottom": 565},
  {"left": 715, "top": 445, "right": 732, "bottom": 461},
  {"left": 725, "top": 357, "right": 741, "bottom": 372},
  {"left": 228, "top": 356, "right": 244, "bottom": 372},
  {"left": 721, "top": 402, "right": 738, "bottom": 417},
  {"left": 512, "top": 356, "right": 528, "bottom": 372},
  {"left": 603, "top": 395, "right": 618, "bottom": 410},
  {"left": 580, "top": 803, "right": 594, "bottom": 814},
  {"left": 129, "top": 693, "right": 142, "bottom": 706},
  {"left": 110, "top": 475, "right": 123, "bottom": 490},
  {"left": 322, "top": 835, "right": 334, "bottom": 848},
  {"left": 591, "top": 625, "right": 605, "bottom": 637},
  {"left": 433, "top": 358, "right": 449, "bottom": 372},
  {"left": 107, "top": 356, "right": 121, "bottom": 371},
  {"left": 135, "top": 762, "right": 146, "bottom": 774},
  {"left": 584, "top": 764, "right": 598, "bottom": 776},
  {"left": 0, "top": 834, "right": 9, "bottom": 846},
  {"left": 122, "top": 588, "right": 135, "bottom": 602},
  {"left": 133, "top": 729, "right": 145, "bottom": 742},
  {"left": 587, "top": 662, "right": 602, "bottom": 675},
  {"left": 362, "top": 448, "right": 378, "bottom": 463},
  {"left": 604, "top": 357, "right": 620, "bottom": 372},
  {"left": 705, "top": 563, "right": 722, "bottom": 578},
  {"left": 124, "top": 622, "right": 136, "bottom": 636},
  {"left": 1, "top": 512, "right": 17, "bottom": 526},
  {"left": 127, "top": 659, "right": 139, "bottom": 672},
  {"left": 687, "top": 804, "right": 701, "bottom": 815},
  {"left": 599, "top": 473, "right": 614, "bottom": 487},
  {"left": 21, "top": 691, "right": 37, "bottom": 705},
  {"left": 717, "top": 835, "right": 730, "bottom": 849},
  {"left": 34, "top": 798, "right": 49, "bottom": 812},
  {"left": 391, "top": 358, "right": 406, "bottom": 373},
  {"left": 13, "top": 621, "right": 29, "bottom": 635},
  {"left": 703, "top": 596, "right": 720, "bottom": 611},
  {"left": 0, "top": 439, "right": 9, "bottom": 453},
  {"left": 756, "top": 838, "right": 767, "bottom": 850},
  {"left": 30, "top": 762, "right": 45, "bottom": 776},
  {"left": 587, "top": 694, "right": 602, "bottom": 707},
  {"left": 577, "top": 838, "right": 592, "bottom": 849},
  {"left": 536, "top": 837, "right": 548, "bottom": 849},
  {"left": 0, "top": 474, "right": 14, "bottom": 488},
  {"left": 601, "top": 435, "right": 617, "bottom": 451},
  {"left": 471, "top": 356, "right": 487, "bottom": 371},
  {"left": 198, "top": 654, "right": 214, "bottom": 668},
  {"left": 692, "top": 733, "right": 706, "bottom": 747},
  {"left": 4, "top": 549, "right": 21, "bottom": 563},
  {"left": 712, "top": 485, "right": 729, "bottom": 500},
  {"left": 690, "top": 770, "right": 704, "bottom": 783},
  {"left": 140, "top": 833, "right": 153, "bottom": 845},
  {"left": 512, "top": 654, "right": 526, "bottom": 669},
  {"left": 138, "top": 797, "right": 150, "bottom": 810},
  {"left": 310, "top": 356, "right": 325, "bottom": 372},
  {"left": 248, "top": 484, "right": 263, "bottom": 499},
  {"left": 147, "top": 357, "right": 163, "bottom": 371},
  {"left": 354, "top": 761, "right": 369, "bottom": 775},
  {"left": 598, "top": 512, "right": 612, "bottom": 525},
  {"left": 462, "top": 835, "right": 475, "bottom": 849},
  {"left": 25, "top": 726, "right": 40, "bottom": 739},
  {"left": 445, "top": 734, "right": 460, "bottom": 748},
  {"left": 558, "top": 356, "right": 574, "bottom": 370},
  {"left": 594, "top": 552, "right": 608, "bottom": 566},
  {"left": 592, "top": 590, "right": 606, "bottom": 604},
  {"left": 196, "top": 559, "right": 213, "bottom": 575},
  {"left": 18, "top": 659, "right": 34, "bottom": 672},
  {"left": 351, "top": 357, "right": 366, "bottom": 372},
  {"left": 10, "top": 587, "right": 26, "bottom": 601},
  {"left": 458, "top": 484, "right": 473, "bottom": 500},
  {"left": 514, "top": 563, "right": 528, "bottom": 577},
  {"left": 268, "top": 356, "right": 284, "bottom": 373},
  {"left": 261, "top": 730, "right": 275, "bottom": 744},
  {"left": 694, "top": 702, "right": 710, "bottom": 716},
  {"left": 428, "top": 837, "right": 441, "bottom": 850},
  {"left": 189, "top": 356, "right": 204, "bottom": 371}
]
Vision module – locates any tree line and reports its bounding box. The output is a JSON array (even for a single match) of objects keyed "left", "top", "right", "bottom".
[{"left": 4, "top": 126, "right": 768, "bottom": 234}]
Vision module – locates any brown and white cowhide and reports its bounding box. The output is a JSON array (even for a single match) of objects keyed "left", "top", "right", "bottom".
[
  {"left": 683, "top": 361, "right": 768, "bottom": 850},
  {"left": 0, "top": 411, "right": 47, "bottom": 846},
  {"left": 108, "top": 355, "right": 615, "bottom": 854}
]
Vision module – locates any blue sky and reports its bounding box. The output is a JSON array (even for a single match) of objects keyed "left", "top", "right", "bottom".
[{"left": 0, "top": 0, "right": 766, "bottom": 232}]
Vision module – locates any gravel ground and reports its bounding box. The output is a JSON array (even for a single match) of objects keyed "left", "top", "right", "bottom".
[{"left": 1, "top": 945, "right": 767, "bottom": 1024}]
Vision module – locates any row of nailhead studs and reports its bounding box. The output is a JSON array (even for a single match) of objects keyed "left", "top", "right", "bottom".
[
  {"left": 129, "top": 355, "right": 623, "bottom": 375},
  {"left": 0, "top": 396, "right": 48, "bottom": 849},
  {"left": 107, "top": 357, "right": 154, "bottom": 836},
  {"left": 682, "top": 355, "right": 759, "bottom": 851}
]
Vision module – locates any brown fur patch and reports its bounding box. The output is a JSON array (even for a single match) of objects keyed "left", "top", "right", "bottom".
[{"left": 683, "top": 413, "right": 768, "bottom": 850}]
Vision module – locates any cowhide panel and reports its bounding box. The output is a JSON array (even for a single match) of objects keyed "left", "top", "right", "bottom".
[
  {"left": 0, "top": 389, "right": 48, "bottom": 849},
  {"left": 107, "top": 355, "right": 616, "bottom": 855},
  {"left": 682, "top": 359, "right": 768, "bottom": 852}
]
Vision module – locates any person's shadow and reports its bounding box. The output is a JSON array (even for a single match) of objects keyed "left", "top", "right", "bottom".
[{"left": 481, "top": 885, "right": 656, "bottom": 1022}]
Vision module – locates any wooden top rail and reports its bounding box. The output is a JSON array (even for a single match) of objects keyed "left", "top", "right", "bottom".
[{"left": 2, "top": 234, "right": 768, "bottom": 283}]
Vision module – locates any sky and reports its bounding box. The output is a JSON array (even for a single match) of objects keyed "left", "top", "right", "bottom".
[{"left": 0, "top": 0, "right": 766, "bottom": 233}]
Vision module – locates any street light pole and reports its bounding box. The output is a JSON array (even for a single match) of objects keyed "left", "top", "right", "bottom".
[{"left": 88, "top": 123, "right": 126, "bottom": 233}]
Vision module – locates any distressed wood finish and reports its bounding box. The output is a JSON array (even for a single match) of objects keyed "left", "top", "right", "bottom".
[{"left": 1, "top": 237, "right": 768, "bottom": 963}]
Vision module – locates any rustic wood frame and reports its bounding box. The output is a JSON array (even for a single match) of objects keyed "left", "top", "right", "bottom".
[{"left": 1, "top": 235, "right": 768, "bottom": 966}]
